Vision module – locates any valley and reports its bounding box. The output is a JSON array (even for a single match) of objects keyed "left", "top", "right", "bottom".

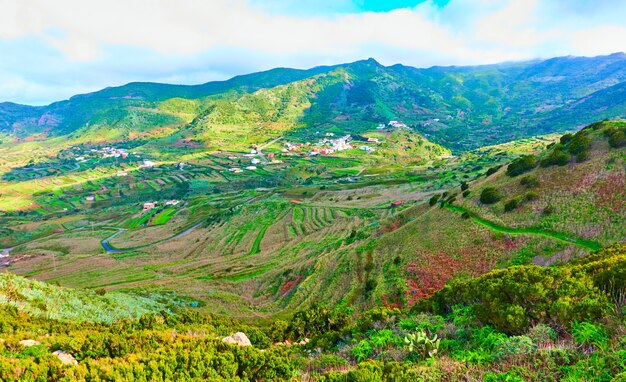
[{"left": 0, "top": 54, "right": 625, "bottom": 381}]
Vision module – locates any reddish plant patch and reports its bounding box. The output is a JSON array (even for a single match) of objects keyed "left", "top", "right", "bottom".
[
  {"left": 279, "top": 276, "right": 302, "bottom": 296},
  {"left": 594, "top": 172, "right": 626, "bottom": 213},
  {"left": 404, "top": 238, "right": 515, "bottom": 306}
]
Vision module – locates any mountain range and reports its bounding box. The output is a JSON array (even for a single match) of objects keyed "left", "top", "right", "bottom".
[{"left": 2, "top": 53, "right": 625, "bottom": 151}]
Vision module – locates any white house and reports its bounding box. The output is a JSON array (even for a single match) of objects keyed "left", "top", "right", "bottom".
[{"left": 141, "top": 160, "right": 155, "bottom": 168}]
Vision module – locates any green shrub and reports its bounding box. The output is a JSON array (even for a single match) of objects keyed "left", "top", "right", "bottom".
[
  {"left": 424, "top": 265, "right": 610, "bottom": 334},
  {"left": 287, "top": 303, "right": 349, "bottom": 340},
  {"left": 567, "top": 132, "right": 591, "bottom": 155},
  {"left": 528, "top": 324, "right": 557, "bottom": 344},
  {"left": 460, "top": 181, "right": 469, "bottom": 191},
  {"left": 504, "top": 198, "right": 520, "bottom": 212},
  {"left": 480, "top": 187, "right": 502, "bottom": 204},
  {"left": 560, "top": 133, "right": 574, "bottom": 145},
  {"left": 493, "top": 335, "right": 536, "bottom": 360},
  {"left": 540, "top": 149, "right": 571, "bottom": 167},
  {"left": 462, "top": 190, "right": 470, "bottom": 198},
  {"left": 483, "top": 371, "right": 525, "bottom": 382},
  {"left": 428, "top": 194, "right": 440, "bottom": 206},
  {"left": 576, "top": 150, "right": 590, "bottom": 162},
  {"left": 485, "top": 166, "right": 501, "bottom": 177},
  {"left": 608, "top": 129, "right": 626, "bottom": 148},
  {"left": 507, "top": 155, "right": 537, "bottom": 177}
]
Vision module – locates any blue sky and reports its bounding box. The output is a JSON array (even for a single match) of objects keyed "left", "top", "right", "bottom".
[{"left": 0, "top": 0, "right": 625, "bottom": 105}]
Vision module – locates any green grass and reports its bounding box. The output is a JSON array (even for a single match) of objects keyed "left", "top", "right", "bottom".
[
  {"left": 151, "top": 208, "right": 177, "bottom": 225},
  {"left": 246, "top": 223, "right": 271, "bottom": 256}
]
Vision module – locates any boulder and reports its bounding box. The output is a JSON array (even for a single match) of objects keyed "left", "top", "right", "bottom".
[
  {"left": 222, "top": 332, "right": 252, "bottom": 347},
  {"left": 19, "top": 339, "right": 41, "bottom": 347},
  {"left": 53, "top": 350, "right": 78, "bottom": 365}
]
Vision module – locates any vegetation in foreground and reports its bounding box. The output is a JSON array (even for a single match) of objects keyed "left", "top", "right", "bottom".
[{"left": 1, "top": 244, "right": 624, "bottom": 381}]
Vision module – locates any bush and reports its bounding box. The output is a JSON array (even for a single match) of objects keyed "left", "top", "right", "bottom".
[
  {"left": 485, "top": 166, "right": 501, "bottom": 177},
  {"left": 462, "top": 190, "right": 470, "bottom": 198},
  {"left": 608, "top": 129, "right": 626, "bottom": 148},
  {"left": 567, "top": 132, "right": 591, "bottom": 155},
  {"left": 460, "top": 181, "right": 469, "bottom": 191},
  {"left": 480, "top": 187, "right": 502, "bottom": 204},
  {"left": 423, "top": 265, "right": 610, "bottom": 334},
  {"left": 493, "top": 335, "right": 536, "bottom": 361},
  {"left": 428, "top": 194, "right": 440, "bottom": 206},
  {"left": 560, "top": 133, "right": 574, "bottom": 145},
  {"left": 576, "top": 150, "right": 590, "bottom": 162},
  {"left": 528, "top": 324, "right": 557, "bottom": 344},
  {"left": 507, "top": 155, "right": 537, "bottom": 177},
  {"left": 504, "top": 198, "right": 520, "bottom": 212},
  {"left": 287, "top": 303, "right": 349, "bottom": 340},
  {"left": 520, "top": 175, "right": 539, "bottom": 187},
  {"left": 540, "top": 149, "right": 571, "bottom": 167}
]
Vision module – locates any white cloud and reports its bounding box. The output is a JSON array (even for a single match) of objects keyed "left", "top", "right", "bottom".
[{"left": 0, "top": 0, "right": 624, "bottom": 104}]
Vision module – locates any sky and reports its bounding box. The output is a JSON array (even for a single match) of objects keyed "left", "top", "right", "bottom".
[{"left": 1, "top": 0, "right": 625, "bottom": 105}]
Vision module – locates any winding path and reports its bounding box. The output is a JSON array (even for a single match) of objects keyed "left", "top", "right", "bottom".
[
  {"left": 444, "top": 203, "right": 601, "bottom": 251},
  {"left": 100, "top": 221, "right": 204, "bottom": 253}
]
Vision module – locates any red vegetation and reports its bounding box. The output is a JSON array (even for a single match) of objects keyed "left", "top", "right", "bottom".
[
  {"left": 404, "top": 238, "right": 518, "bottom": 306},
  {"left": 279, "top": 276, "right": 302, "bottom": 296},
  {"left": 594, "top": 172, "right": 626, "bottom": 213}
]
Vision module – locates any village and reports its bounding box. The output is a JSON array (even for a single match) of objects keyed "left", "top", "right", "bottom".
[{"left": 71, "top": 146, "right": 141, "bottom": 163}]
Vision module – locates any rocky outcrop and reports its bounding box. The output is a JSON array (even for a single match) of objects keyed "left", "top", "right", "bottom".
[
  {"left": 53, "top": 350, "right": 78, "bottom": 365},
  {"left": 19, "top": 339, "right": 41, "bottom": 347},
  {"left": 222, "top": 332, "right": 252, "bottom": 347}
]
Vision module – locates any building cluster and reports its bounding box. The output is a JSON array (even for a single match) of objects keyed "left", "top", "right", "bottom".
[
  {"left": 282, "top": 135, "right": 358, "bottom": 156},
  {"left": 377, "top": 120, "right": 408, "bottom": 129},
  {"left": 72, "top": 146, "right": 139, "bottom": 162}
]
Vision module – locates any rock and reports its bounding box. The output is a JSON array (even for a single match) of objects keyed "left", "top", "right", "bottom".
[
  {"left": 19, "top": 339, "right": 41, "bottom": 347},
  {"left": 298, "top": 338, "right": 310, "bottom": 346},
  {"left": 222, "top": 332, "right": 252, "bottom": 347},
  {"left": 53, "top": 350, "right": 78, "bottom": 365}
]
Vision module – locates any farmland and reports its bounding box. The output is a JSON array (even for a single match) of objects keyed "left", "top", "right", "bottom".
[{"left": 5, "top": 119, "right": 623, "bottom": 318}]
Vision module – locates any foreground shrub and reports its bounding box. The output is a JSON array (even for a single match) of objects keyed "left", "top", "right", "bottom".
[{"left": 420, "top": 265, "right": 610, "bottom": 334}]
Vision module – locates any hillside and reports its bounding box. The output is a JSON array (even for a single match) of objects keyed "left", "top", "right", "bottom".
[
  {"left": 0, "top": 121, "right": 622, "bottom": 320},
  {"left": 1, "top": 53, "right": 625, "bottom": 151},
  {"left": 1, "top": 244, "right": 624, "bottom": 381},
  {"left": 0, "top": 55, "right": 625, "bottom": 381}
]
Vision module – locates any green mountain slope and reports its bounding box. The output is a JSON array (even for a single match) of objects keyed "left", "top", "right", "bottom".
[{"left": 1, "top": 53, "right": 625, "bottom": 150}]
